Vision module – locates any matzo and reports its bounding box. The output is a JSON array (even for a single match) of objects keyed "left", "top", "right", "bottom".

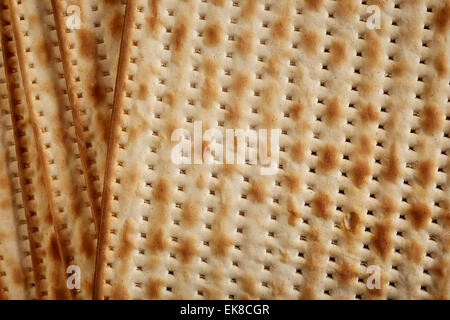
[
  {"left": 0, "top": 17, "right": 35, "bottom": 300},
  {"left": 52, "top": 0, "right": 126, "bottom": 229},
  {"left": 8, "top": 0, "right": 97, "bottom": 299},
  {"left": 1, "top": 0, "right": 71, "bottom": 299},
  {"left": 95, "top": 0, "right": 450, "bottom": 300}
]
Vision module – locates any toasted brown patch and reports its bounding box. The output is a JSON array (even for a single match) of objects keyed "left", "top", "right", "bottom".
[
  {"left": 138, "top": 83, "right": 149, "bottom": 100},
  {"left": 111, "top": 283, "right": 129, "bottom": 300},
  {"left": 392, "top": 61, "right": 409, "bottom": 77},
  {"left": 248, "top": 178, "right": 268, "bottom": 203},
  {"left": 337, "top": 262, "right": 359, "bottom": 284},
  {"left": 416, "top": 159, "right": 435, "bottom": 188},
  {"left": 78, "top": 29, "right": 97, "bottom": 59},
  {"left": 36, "top": 40, "right": 53, "bottom": 66},
  {"left": 241, "top": 273, "right": 257, "bottom": 298},
  {"left": 409, "top": 202, "right": 432, "bottom": 229},
  {"left": 421, "top": 104, "right": 443, "bottom": 135},
  {"left": 290, "top": 140, "right": 305, "bottom": 162},
  {"left": 365, "top": 31, "right": 382, "bottom": 69},
  {"left": 153, "top": 178, "right": 171, "bottom": 203},
  {"left": 226, "top": 104, "right": 242, "bottom": 125},
  {"left": 242, "top": 0, "right": 258, "bottom": 19},
  {"left": 12, "top": 263, "right": 25, "bottom": 286},
  {"left": 287, "top": 196, "right": 301, "bottom": 226},
  {"left": 435, "top": 2, "right": 450, "bottom": 34},
  {"left": 372, "top": 221, "right": 392, "bottom": 260},
  {"left": 146, "top": 277, "right": 163, "bottom": 299},
  {"left": 272, "top": 18, "right": 290, "bottom": 41},
  {"left": 203, "top": 58, "right": 218, "bottom": 77},
  {"left": 148, "top": 227, "right": 168, "bottom": 252},
  {"left": 147, "top": 0, "right": 162, "bottom": 34},
  {"left": 201, "top": 77, "right": 218, "bottom": 109},
  {"left": 312, "top": 191, "right": 332, "bottom": 219},
  {"left": 211, "top": 0, "right": 225, "bottom": 6},
  {"left": 382, "top": 144, "right": 401, "bottom": 183},
  {"left": 108, "top": 10, "right": 124, "bottom": 39},
  {"left": 231, "top": 72, "right": 250, "bottom": 96},
  {"left": 182, "top": 201, "right": 199, "bottom": 227},
  {"left": 117, "top": 219, "right": 136, "bottom": 261},
  {"left": 336, "top": 0, "right": 359, "bottom": 20},
  {"left": 359, "top": 103, "right": 380, "bottom": 123},
  {"left": 204, "top": 23, "right": 223, "bottom": 47},
  {"left": 266, "top": 56, "right": 281, "bottom": 77},
  {"left": 305, "top": 0, "right": 324, "bottom": 11},
  {"left": 356, "top": 134, "right": 374, "bottom": 156},
  {"left": 302, "top": 29, "right": 320, "bottom": 55},
  {"left": 236, "top": 30, "right": 253, "bottom": 56},
  {"left": 318, "top": 144, "right": 339, "bottom": 172},
  {"left": 178, "top": 236, "right": 198, "bottom": 263},
  {"left": 284, "top": 172, "right": 301, "bottom": 193},
  {"left": 434, "top": 51, "right": 449, "bottom": 77},
  {"left": 324, "top": 97, "right": 342, "bottom": 125},
  {"left": 289, "top": 102, "right": 304, "bottom": 121},
  {"left": 406, "top": 240, "right": 424, "bottom": 264},
  {"left": 171, "top": 21, "right": 188, "bottom": 51},
  {"left": 211, "top": 231, "right": 232, "bottom": 256},
  {"left": 330, "top": 39, "right": 347, "bottom": 66},
  {"left": 351, "top": 158, "right": 371, "bottom": 188}
]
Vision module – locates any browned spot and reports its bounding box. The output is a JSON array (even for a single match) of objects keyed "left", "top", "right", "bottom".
[
  {"left": 248, "top": 178, "right": 267, "bottom": 203},
  {"left": 88, "top": 82, "right": 106, "bottom": 106},
  {"left": 359, "top": 103, "right": 380, "bottom": 123},
  {"left": 48, "top": 233, "right": 61, "bottom": 262},
  {"left": 365, "top": 31, "right": 382, "bottom": 69},
  {"left": 382, "top": 144, "right": 401, "bottom": 183},
  {"left": 312, "top": 191, "right": 332, "bottom": 219},
  {"left": 37, "top": 40, "right": 53, "bottom": 66},
  {"left": 302, "top": 29, "right": 320, "bottom": 55},
  {"left": 372, "top": 221, "right": 392, "bottom": 260},
  {"left": 343, "top": 210, "right": 361, "bottom": 233},
  {"left": 78, "top": 29, "right": 97, "bottom": 59},
  {"left": 203, "top": 58, "right": 218, "bottom": 76},
  {"left": 236, "top": 30, "right": 253, "bottom": 56},
  {"left": 226, "top": 104, "right": 242, "bottom": 126},
  {"left": 148, "top": 227, "right": 168, "bottom": 252},
  {"left": 272, "top": 281, "right": 286, "bottom": 298},
  {"left": 146, "top": 277, "right": 163, "bottom": 299},
  {"left": 337, "top": 262, "right": 359, "bottom": 284},
  {"left": 80, "top": 227, "right": 95, "bottom": 258},
  {"left": 211, "top": 231, "right": 232, "bottom": 256},
  {"left": 211, "top": 0, "right": 225, "bottom": 6},
  {"left": 12, "top": 264, "right": 25, "bottom": 286},
  {"left": 330, "top": 40, "right": 347, "bottom": 66},
  {"left": 299, "top": 287, "right": 316, "bottom": 300},
  {"left": 178, "top": 236, "right": 198, "bottom": 263},
  {"left": 351, "top": 158, "right": 371, "bottom": 188},
  {"left": 232, "top": 72, "right": 250, "bottom": 96},
  {"left": 128, "top": 113, "right": 150, "bottom": 142},
  {"left": 289, "top": 102, "right": 304, "bottom": 121},
  {"left": 241, "top": 273, "right": 257, "bottom": 298},
  {"left": 318, "top": 144, "right": 339, "bottom": 172},
  {"left": 305, "top": 0, "right": 324, "bottom": 11},
  {"left": 290, "top": 140, "right": 305, "bottom": 162},
  {"left": 434, "top": 51, "right": 449, "bottom": 77},
  {"left": 284, "top": 172, "right": 301, "bottom": 193},
  {"left": 430, "top": 258, "right": 450, "bottom": 299},
  {"left": 111, "top": 284, "right": 129, "bottom": 300},
  {"left": 108, "top": 10, "right": 124, "bottom": 39},
  {"left": 117, "top": 219, "right": 136, "bottom": 261},
  {"left": 416, "top": 159, "right": 435, "bottom": 188},
  {"left": 153, "top": 178, "right": 171, "bottom": 203},
  {"left": 409, "top": 201, "right": 432, "bottom": 229},
  {"left": 272, "top": 18, "right": 290, "bottom": 40},
  {"left": 336, "top": 0, "right": 359, "bottom": 20},
  {"left": 392, "top": 61, "right": 409, "bottom": 77},
  {"left": 182, "top": 201, "right": 199, "bottom": 227},
  {"left": 324, "top": 97, "right": 342, "bottom": 126},
  {"left": 287, "top": 196, "right": 301, "bottom": 226},
  {"left": 435, "top": 2, "right": 450, "bottom": 34},
  {"left": 266, "top": 56, "right": 281, "bottom": 77},
  {"left": 406, "top": 240, "right": 424, "bottom": 264},
  {"left": 242, "top": 0, "right": 258, "bottom": 19},
  {"left": 0, "top": 198, "right": 11, "bottom": 210},
  {"left": 201, "top": 77, "right": 218, "bottom": 109},
  {"left": 204, "top": 23, "right": 223, "bottom": 47},
  {"left": 421, "top": 104, "right": 443, "bottom": 135},
  {"left": 147, "top": 0, "right": 162, "bottom": 34},
  {"left": 356, "top": 134, "right": 374, "bottom": 156},
  {"left": 380, "top": 196, "right": 396, "bottom": 217},
  {"left": 171, "top": 21, "right": 188, "bottom": 51},
  {"left": 138, "top": 83, "right": 149, "bottom": 100}
]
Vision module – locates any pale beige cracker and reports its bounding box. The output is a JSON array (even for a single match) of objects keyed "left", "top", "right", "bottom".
[{"left": 96, "top": 0, "right": 450, "bottom": 300}]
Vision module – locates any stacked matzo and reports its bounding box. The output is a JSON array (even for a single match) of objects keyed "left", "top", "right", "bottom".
[{"left": 0, "top": 0, "right": 448, "bottom": 300}]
